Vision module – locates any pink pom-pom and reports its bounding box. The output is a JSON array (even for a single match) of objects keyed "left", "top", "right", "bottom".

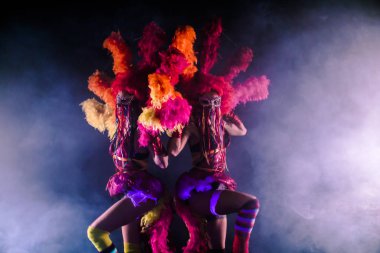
[
  {"left": 138, "top": 124, "right": 160, "bottom": 147},
  {"left": 157, "top": 97, "right": 192, "bottom": 130}
]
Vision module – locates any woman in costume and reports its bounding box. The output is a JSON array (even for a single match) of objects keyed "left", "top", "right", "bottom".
[
  {"left": 168, "top": 19, "right": 270, "bottom": 253},
  {"left": 81, "top": 23, "right": 195, "bottom": 253}
]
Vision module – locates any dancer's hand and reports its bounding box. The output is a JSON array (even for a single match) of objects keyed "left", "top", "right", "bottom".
[
  {"left": 153, "top": 154, "right": 169, "bottom": 170},
  {"left": 223, "top": 113, "right": 247, "bottom": 136},
  {"left": 151, "top": 135, "right": 169, "bottom": 169}
]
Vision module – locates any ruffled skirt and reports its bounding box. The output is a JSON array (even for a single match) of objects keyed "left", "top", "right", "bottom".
[
  {"left": 175, "top": 168, "right": 236, "bottom": 200},
  {"left": 106, "top": 170, "right": 163, "bottom": 206}
]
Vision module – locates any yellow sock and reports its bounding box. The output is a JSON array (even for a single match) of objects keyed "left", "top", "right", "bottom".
[
  {"left": 123, "top": 242, "right": 141, "bottom": 253},
  {"left": 87, "top": 226, "right": 113, "bottom": 252}
]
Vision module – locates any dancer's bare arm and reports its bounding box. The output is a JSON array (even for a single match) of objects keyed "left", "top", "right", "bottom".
[
  {"left": 223, "top": 113, "right": 247, "bottom": 136},
  {"left": 168, "top": 121, "right": 198, "bottom": 156}
]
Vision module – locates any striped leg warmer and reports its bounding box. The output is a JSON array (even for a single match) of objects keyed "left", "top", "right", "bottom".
[{"left": 232, "top": 200, "right": 259, "bottom": 253}]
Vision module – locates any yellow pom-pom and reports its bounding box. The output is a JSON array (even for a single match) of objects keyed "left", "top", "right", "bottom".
[
  {"left": 138, "top": 107, "right": 164, "bottom": 132},
  {"left": 140, "top": 198, "right": 166, "bottom": 231}
]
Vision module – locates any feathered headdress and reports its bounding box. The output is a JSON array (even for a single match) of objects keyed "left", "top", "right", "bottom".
[
  {"left": 81, "top": 23, "right": 195, "bottom": 144},
  {"left": 137, "top": 26, "right": 196, "bottom": 146},
  {"left": 80, "top": 22, "right": 166, "bottom": 139},
  {"left": 181, "top": 18, "right": 270, "bottom": 115}
]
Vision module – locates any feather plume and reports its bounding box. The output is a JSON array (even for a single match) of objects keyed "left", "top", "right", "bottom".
[
  {"left": 224, "top": 47, "right": 253, "bottom": 82},
  {"left": 80, "top": 98, "right": 116, "bottom": 139},
  {"left": 171, "top": 26, "right": 197, "bottom": 78},
  {"left": 138, "top": 22, "right": 166, "bottom": 69},
  {"left": 88, "top": 70, "right": 115, "bottom": 109},
  {"left": 199, "top": 18, "right": 223, "bottom": 74},
  {"left": 103, "top": 31, "right": 132, "bottom": 74}
]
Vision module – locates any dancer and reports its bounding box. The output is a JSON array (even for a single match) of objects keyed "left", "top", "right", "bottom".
[
  {"left": 169, "top": 19, "right": 270, "bottom": 253},
  {"left": 81, "top": 23, "right": 194, "bottom": 253}
]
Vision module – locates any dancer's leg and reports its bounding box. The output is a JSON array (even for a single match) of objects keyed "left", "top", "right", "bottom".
[
  {"left": 88, "top": 196, "right": 156, "bottom": 252},
  {"left": 207, "top": 216, "right": 227, "bottom": 252},
  {"left": 189, "top": 190, "right": 259, "bottom": 253},
  {"left": 122, "top": 220, "right": 141, "bottom": 253}
]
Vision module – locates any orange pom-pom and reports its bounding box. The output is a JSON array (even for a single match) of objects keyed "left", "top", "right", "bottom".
[{"left": 148, "top": 73, "right": 175, "bottom": 107}]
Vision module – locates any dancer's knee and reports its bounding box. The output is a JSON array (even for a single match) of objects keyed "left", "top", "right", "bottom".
[{"left": 244, "top": 196, "right": 260, "bottom": 210}]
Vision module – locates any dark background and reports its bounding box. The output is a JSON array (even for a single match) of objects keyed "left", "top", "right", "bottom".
[{"left": 1, "top": 0, "right": 380, "bottom": 252}]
